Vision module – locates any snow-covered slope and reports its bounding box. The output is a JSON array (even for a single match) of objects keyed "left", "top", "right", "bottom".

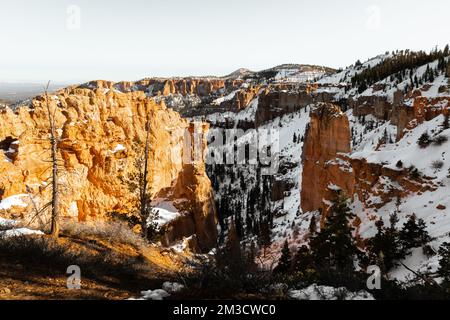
[{"left": 318, "top": 53, "right": 391, "bottom": 85}]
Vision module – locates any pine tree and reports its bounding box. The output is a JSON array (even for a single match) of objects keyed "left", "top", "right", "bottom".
[
  {"left": 367, "top": 212, "right": 406, "bottom": 272},
  {"left": 430, "top": 68, "right": 435, "bottom": 82},
  {"left": 438, "top": 242, "right": 450, "bottom": 284},
  {"left": 417, "top": 131, "right": 431, "bottom": 148},
  {"left": 274, "top": 240, "right": 292, "bottom": 274},
  {"left": 443, "top": 112, "right": 450, "bottom": 130},
  {"left": 44, "top": 82, "right": 60, "bottom": 239},
  {"left": 308, "top": 215, "right": 317, "bottom": 235},
  {"left": 399, "top": 214, "right": 431, "bottom": 250},
  {"left": 292, "top": 245, "right": 315, "bottom": 274},
  {"left": 217, "top": 219, "right": 243, "bottom": 272},
  {"left": 258, "top": 219, "right": 272, "bottom": 257},
  {"left": 309, "top": 194, "right": 360, "bottom": 275},
  {"left": 293, "top": 133, "right": 297, "bottom": 143},
  {"left": 244, "top": 241, "right": 258, "bottom": 272},
  {"left": 235, "top": 209, "right": 244, "bottom": 239}
]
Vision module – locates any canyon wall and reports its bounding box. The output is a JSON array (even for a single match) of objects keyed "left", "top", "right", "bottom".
[
  {"left": 300, "top": 103, "right": 354, "bottom": 214},
  {"left": 80, "top": 78, "right": 242, "bottom": 97},
  {"left": 0, "top": 87, "right": 217, "bottom": 252},
  {"left": 392, "top": 96, "right": 449, "bottom": 139},
  {"left": 300, "top": 103, "right": 440, "bottom": 217}
]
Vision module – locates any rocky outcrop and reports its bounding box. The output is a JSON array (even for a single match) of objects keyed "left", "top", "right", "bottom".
[
  {"left": 391, "top": 96, "right": 449, "bottom": 139},
  {"left": 349, "top": 95, "right": 392, "bottom": 120},
  {"left": 234, "top": 86, "right": 260, "bottom": 110},
  {"left": 300, "top": 103, "right": 354, "bottom": 215},
  {"left": 0, "top": 88, "right": 217, "bottom": 252},
  {"left": 350, "top": 158, "right": 437, "bottom": 209},
  {"left": 81, "top": 78, "right": 241, "bottom": 98},
  {"left": 255, "top": 88, "right": 313, "bottom": 126},
  {"left": 300, "top": 103, "right": 439, "bottom": 218},
  {"left": 254, "top": 83, "right": 341, "bottom": 127}
]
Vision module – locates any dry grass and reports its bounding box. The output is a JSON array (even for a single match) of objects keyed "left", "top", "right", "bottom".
[
  {"left": 0, "top": 219, "right": 192, "bottom": 299},
  {"left": 0, "top": 234, "right": 148, "bottom": 278},
  {"left": 60, "top": 220, "right": 145, "bottom": 249}
]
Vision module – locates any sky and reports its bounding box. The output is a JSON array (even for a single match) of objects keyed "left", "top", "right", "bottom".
[{"left": 0, "top": 0, "right": 449, "bottom": 83}]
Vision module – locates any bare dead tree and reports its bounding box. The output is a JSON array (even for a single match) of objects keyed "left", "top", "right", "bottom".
[
  {"left": 400, "top": 262, "right": 439, "bottom": 286},
  {"left": 139, "top": 119, "right": 151, "bottom": 238},
  {"left": 44, "top": 81, "right": 60, "bottom": 239}
]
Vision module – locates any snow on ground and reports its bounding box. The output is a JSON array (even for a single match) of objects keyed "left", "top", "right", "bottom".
[
  {"left": 348, "top": 113, "right": 450, "bottom": 281},
  {"left": 0, "top": 215, "right": 43, "bottom": 239},
  {"left": 0, "top": 195, "right": 44, "bottom": 237},
  {"left": 134, "top": 289, "right": 170, "bottom": 300},
  {"left": 347, "top": 110, "right": 397, "bottom": 151},
  {"left": 275, "top": 69, "right": 326, "bottom": 83},
  {"left": 205, "top": 62, "right": 449, "bottom": 277},
  {"left": 205, "top": 94, "right": 261, "bottom": 124},
  {"left": 169, "top": 235, "right": 195, "bottom": 253},
  {"left": 112, "top": 144, "right": 126, "bottom": 153},
  {"left": 150, "top": 199, "right": 182, "bottom": 228},
  {"left": 0, "top": 217, "right": 18, "bottom": 228},
  {"left": 318, "top": 53, "right": 391, "bottom": 85},
  {"left": 0, "top": 228, "right": 44, "bottom": 238},
  {"left": 207, "top": 104, "right": 313, "bottom": 266},
  {"left": 288, "top": 284, "right": 374, "bottom": 300},
  {"left": 212, "top": 89, "right": 239, "bottom": 105},
  {"left": 259, "top": 109, "right": 450, "bottom": 280},
  {"left": 358, "top": 58, "right": 449, "bottom": 102},
  {"left": 0, "top": 194, "right": 28, "bottom": 210},
  {"left": 317, "top": 54, "right": 448, "bottom": 103},
  {"left": 131, "top": 282, "right": 185, "bottom": 300},
  {"left": 267, "top": 109, "right": 311, "bottom": 239},
  {"left": 352, "top": 115, "right": 450, "bottom": 180}
]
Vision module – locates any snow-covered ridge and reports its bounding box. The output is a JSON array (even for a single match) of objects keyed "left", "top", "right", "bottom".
[{"left": 318, "top": 53, "right": 392, "bottom": 85}]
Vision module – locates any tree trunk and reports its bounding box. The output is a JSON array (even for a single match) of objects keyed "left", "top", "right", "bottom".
[
  {"left": 50, "top": 128, "right": 59, "bottom": 238},
  {"left": 140, "top": 120, "right": 150, "bottom": 238},
  {"left": 45, "top": 83, "right": 60, "bottom": 239}
]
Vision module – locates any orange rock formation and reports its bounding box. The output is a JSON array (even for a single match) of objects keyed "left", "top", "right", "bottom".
[
  {"left": 0, "top": 87, "right": 217, "bottom": 251},
  {"left": 300, "top": 103, "right": 354, "bottom": 214}
]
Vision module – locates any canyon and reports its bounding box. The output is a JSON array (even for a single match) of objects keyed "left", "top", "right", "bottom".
[
  {"left": 1, "top": 53, "right": 450, "bottom": 274},
  {"left": 0, "top": 87, "right": 217, "bottom": 252}
]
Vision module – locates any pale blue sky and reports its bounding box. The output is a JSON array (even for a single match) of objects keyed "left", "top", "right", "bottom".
[{"left": 0, "top": 0, "right": 449, "bottom": 82}]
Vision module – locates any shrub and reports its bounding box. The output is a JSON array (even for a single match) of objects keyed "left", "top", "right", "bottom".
[
  {"left": 432, "top": 135, "right": 448, "bottom": 146},
  {"left": 417, "top": 131, "right": 431, "bottom": 148},
  {"left": 423, "top": 244, "right": 436, "bottom": 258},
  {"left": 366, "top": 213, "right": 407, "bottom": 272},
  {"left": 438, "top": 242, "right": 450, "bottom": 284},
  {"left": 431, "top": 160, "right": 444, "bottom": 170},
  {"left": 399, "top": 214, "right": 432, "bottom": 250},
  {"left": 409, "top": 166, "right": 421, "bottom": 179},
  {"left": 175, "top": 254, "right": 280, "bottom": 299},
  {"left": 61, "top": 220, "right": 145, "bottom": 248},
  {"left": 0, "top": 234, "right": 149, "bottom": 278},
  {"left": 396, "top": 160, "right": 403, "bottom": 168},
  {"left": 0, "top": 221, "right": 20, "bottom": 232},
  {"left": 443, "top": 113, "right": 450, "bottom": 130}
]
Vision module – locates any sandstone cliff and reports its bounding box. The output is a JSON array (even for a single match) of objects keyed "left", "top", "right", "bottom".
[
  {"left": 300, "top": 103, "right": 354, "bottom": 215},
  {"left": 391, "top": 97, "right": 449, "bottom": 139},
  {"left": 300, "top": 102, "right": 440, "bottom": 219},
  {"left": 0, "top": 87, "right": 217, "bottom": 252}
]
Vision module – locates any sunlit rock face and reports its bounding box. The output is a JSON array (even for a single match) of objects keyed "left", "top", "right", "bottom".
[
  {"left": 300, "top": 102, "right": 441, "bottom": 222},
  {"left": 0, "top": 87, "right": 217, "bottom": 252},
  {"left": 300, "top": 103, "right": 354, "bottom": 216}
]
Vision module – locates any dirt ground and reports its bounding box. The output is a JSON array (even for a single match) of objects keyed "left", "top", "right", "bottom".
[{"left": 0, "top": 234, "right": 190, "bottom": 300}]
